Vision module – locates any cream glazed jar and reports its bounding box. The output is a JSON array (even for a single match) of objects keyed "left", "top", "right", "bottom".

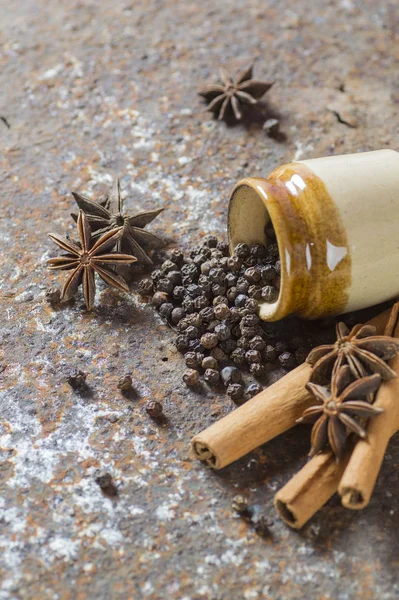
[{"left": 228, "top": 150, "right": 399, "bottom": 321}]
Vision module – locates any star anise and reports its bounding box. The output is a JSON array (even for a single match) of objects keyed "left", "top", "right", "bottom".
[
  {"left": 47, "top": 210, "right": 136, "bottom": 310},
  {"left": 198, "top": 63, "right": 274, "bottom": 121},
  {"left": 307, "top": 322, "right": 399, "bottom": 384},
  {"left": 297, "top": 365, "right": 383, "bottom": 460},
  {"left": 72, "top": 179, "right": 164, "bottom": 265}
]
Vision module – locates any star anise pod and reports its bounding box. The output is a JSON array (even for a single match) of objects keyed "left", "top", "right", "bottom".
[
  {"left": 71, "top": 179, "right": 164, "bottom": 265},
  {"left": 47, "top": 210, "right": 136, "bottom": 310},
  {"left": 307, "top": 322, "right": 399, "bottom": 384},
  {"left": 198, "top": 63, "right": 274, "bottom": 121},
  {"left": 297, "top": 365, "right": 383, "bottom": 461}
]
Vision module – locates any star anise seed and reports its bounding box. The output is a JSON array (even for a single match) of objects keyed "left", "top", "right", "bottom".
[
  {"left": 47, "top": 210, "right": 136, "bottom": 310},
  {"left": 307, "top": 322, "right": 399, "bottom": 384},
  {"left": 199, "top": 63, "right": 274, "bottom": 121},
  {"left": 297, "top": 365, "right": 383, "bottom": 461},
  {"left": 71, "top": 178, "right": 164, "bottom": 265}
]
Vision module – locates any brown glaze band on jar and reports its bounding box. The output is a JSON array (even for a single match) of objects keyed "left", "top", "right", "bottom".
[{"left": 228, "top": 162, "right": 351, "bottom": 321}]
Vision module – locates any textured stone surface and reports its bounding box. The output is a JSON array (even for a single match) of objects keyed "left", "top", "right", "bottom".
[{"left": 1, "top": 1, "right": 399, "bottom": 599}]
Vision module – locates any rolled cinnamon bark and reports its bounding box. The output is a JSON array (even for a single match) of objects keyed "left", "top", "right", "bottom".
[
  {"left": 191, "top": 307, "right": 392, "bottom": 470},
  {"left": 338, "top": 303, "right": 399, "bottom": 509},
  {"left": 192, "top": 363, "right": 313, "bottom": 469},
  {"left": 274, "top": 450, "right": 351, "bottom": 529}
]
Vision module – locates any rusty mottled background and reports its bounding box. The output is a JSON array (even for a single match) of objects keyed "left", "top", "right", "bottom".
[{"left": 1, "top": 1, "right": 399, "bottom": 599}]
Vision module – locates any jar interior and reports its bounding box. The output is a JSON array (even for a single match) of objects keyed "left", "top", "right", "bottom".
[{"left": 228, "top": 183, "right": 283, "bottom": 321}]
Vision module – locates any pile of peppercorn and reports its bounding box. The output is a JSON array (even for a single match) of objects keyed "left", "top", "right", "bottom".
[{"left": 139, "top": 230, "right": 310, "bottom": 403}]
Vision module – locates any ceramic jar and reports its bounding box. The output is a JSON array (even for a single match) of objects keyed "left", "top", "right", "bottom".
[{"left": 228, "top": 150, "right": 399, "bottom": 321}]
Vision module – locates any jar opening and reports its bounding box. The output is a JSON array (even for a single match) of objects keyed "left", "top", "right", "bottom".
[{"left": 228, "top": 180, "right": 284, "bottom": 321}]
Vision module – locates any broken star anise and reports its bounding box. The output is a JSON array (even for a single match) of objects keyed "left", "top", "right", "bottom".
[
  {"left": 47, "top": 210, "right": 136, "bottom": 310},
  {"left": 72, "top": 179, "right": 164, "bottom": 265},
  {"left": 298, "top": 365, "right": 383, "bottom": 461},
  {"left": 199, "top": 63, "right": 274, "bottom": 121},
  {"left": 307, "top": 322, "right": 399, "bottom": 384}
]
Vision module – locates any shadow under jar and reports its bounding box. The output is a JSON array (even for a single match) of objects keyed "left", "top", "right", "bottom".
[{"left": 228, "top": 150, "right": 399, "bottom": 321}]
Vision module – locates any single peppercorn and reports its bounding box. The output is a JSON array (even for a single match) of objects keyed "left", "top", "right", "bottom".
[
  {"left": 263, "top": 344, "right": 277, "bottom": 362},
  {"left": 261, "top": 285, "right": 278, "bottom": 303},
  {"left": 248, "top": 285, "right": 262, "bottom": 300},
  {"left": 235, "top": 294, "right": 248, "bottom": 308},
  {"left": 278, "top": 351, "right": 297, "bottom": 370},
  {"left": 183, "top": 369, "right": 200, "bottom": 386},
  {"left": 181, "top": 263, "right": 198, "bottom": 281},
  {"left": 175, "top": 334, "right": 189, "bottom": 352},
  {"left": 217, "top": 241, "right": 229, "bottom": 255},
  {"left": 250, "top": 363, "right": 268, "bottom": 378},
  {"left": 231, "top": 494, "right": 249, "bottom": 514},
  {"left": 220, "top": 366, "right": 243, "bottom": 386},
  {"left": 227, "top": 255, "right": 242, "bottom": 271},
  {"left": 45, "top": 287, "right": 61, "bottom": 305},
  {"left": 225, "top": 272, "right": 237, "bottom": 288},
  {"left": 146, "top": 400, "right": 163, "bottom": 418},
  {"left": 170, "top": 248, "right": 185, "bottom": 265},
  {"left": 215, "top": 323, "right": 231, "bottom": 341},
  {"left": 161, "top": 260, "right": 178, "bottom": 274},
  {"left": 117, "top": 374, "right": 133, "bottom": 392},
  {"left": 201, "top": 356, "right": 218, "bottom": 370},
  {"left": 234, "top": 243, "right": 250, "bottom": 258},
  {"left": 200, "top": 332, "right": 218, "bottom": 349},
  {"left": 244, "top": 267, "right": 261, "bottom": 283},
  {"left": 170, "top": 307, "right": 186, "bottom": 325},
  {"left": 172, "top": 286, "right": 185, "bottom": 302},
  {"left": 167, "top": 270, "right": 182, "bottom": 286},
  {"left": 246, "top": 382, "right": 263, "bottom": 398},
  {"left": 200, "top": 261, "right": 211, "bottom": 275},
  {"left": 138, "top": 279, "right": 154, "bottom": 296},
  {"left": 182, "top": 297, "right": 195, "bottom": 313},
  {"left": 193, "top": 295, "right": 209, "bottom": 311},
  {"left": 260, "top": 265, "right": 276, "bottom": 283},
  {"left": 214, "top": 303, "right": 231, "bottom": 321},
  {"left": 246, "top": 349, "right": 262, "bottom": 364},
  {"left": 157, "top": 278, "right": 174, "bottom": 294},
  {"left": 184, "top": 351, "right": 204, "bottom": 369},
  {"left": 95, "top": 471, "right": 118, "bottom": 497},
  {"left": 275, "top": 260, "right": 281, "bottom": 275},
  {"left": 186, "top": 284, "right": 202, "bottom": 298},
  {"left": 230, "top": 347, "right": 246, "bottom": 366},
  {"left": 67, "top": 369, "right": 87, "bottom": 391},
  {"left": 203, "top": 234, "right": 218, "bottom": 248},
  {"left": 185, "top": 326, "right": 200, "bottom": 340},
  {"left": 152, "top": 291, "right": 169, "bottom": 307},
  {"left": 244, "top": 298, "right": 258, "bottom": 313},
  {"left": 204, "top": 368, "right": 220, "bottom": 386},
  {"left": 249, "top": 336, "right": 265, "bottom": 351},
  {"left": 159, "top": 302, "right": 173, "bottom": 320},
  {"left": 236, "top": 277, "right": 250, "bottom": 294},
  {"left": 227, "top": 383, "right": 244, "bottom": 402}
]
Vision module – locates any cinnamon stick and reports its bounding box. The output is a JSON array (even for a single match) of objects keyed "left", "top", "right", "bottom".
[
  {"left": 191, "top": 307, "right": 392, "bottom": 470},
  {"left": 338, "top": 302, "right": 399, "bottom": 509},
  {"left": 274, "top": 450, "right": 351, "bottom": 529}
]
